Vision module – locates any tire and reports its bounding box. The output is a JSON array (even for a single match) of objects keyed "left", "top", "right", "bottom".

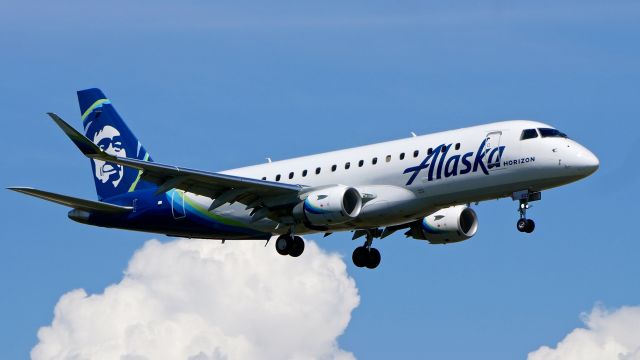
[
  {"left": 275, "top": 235, "right": 291, "bottom": 256},
  {"left": 366, "top": 248, "right": 381, "bottom": 269},
  {"left": 517, "top": 218, "right": 528, "bottom": 232},
  {"left": 525, "top": 219, "right": 535, "bottom": 233},
  {"left": 352, "top": 246, "right": 368, "bottom": 268},
  {"left": 289, "top": 236, "right": 305, "bottom": 257}
]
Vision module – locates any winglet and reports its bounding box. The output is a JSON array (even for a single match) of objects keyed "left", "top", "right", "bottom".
[{"left": 47, "top": 112, "right": 104, "bottom": 158}]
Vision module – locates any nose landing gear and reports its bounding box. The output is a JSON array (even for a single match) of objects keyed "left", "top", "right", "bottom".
[{"left": 513, "top": 190, "right": 541, "bottom": 234}]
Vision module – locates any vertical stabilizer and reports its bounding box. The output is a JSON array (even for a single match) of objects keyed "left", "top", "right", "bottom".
[{"left": 78, "top": 88, "right": 156, "bottom": 200}]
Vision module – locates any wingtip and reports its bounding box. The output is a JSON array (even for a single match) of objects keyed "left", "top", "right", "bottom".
[
  {"left": 7, "top": 186, "right": 32, "bottom": 193},
  {"left": 45, "top": 112, "right": 105, "bottom": 157},
  {"left": 47, "top": 112, "right": 63, "bottom": 122}
]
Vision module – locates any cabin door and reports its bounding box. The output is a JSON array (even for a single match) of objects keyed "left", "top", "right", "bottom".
[
  {"left": 484, "top": 131, "right": 503, "bottom": 171},
  {"left": 171, "top": 190, "right": 187, "bottom": 219}
]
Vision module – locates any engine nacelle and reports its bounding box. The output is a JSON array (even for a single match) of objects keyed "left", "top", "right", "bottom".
[
  {"left": 408, "top": 205, "right": 478, "bottom": 244},
  {"left": 293, "top": 185, "right": 362, "bottom": 227}
]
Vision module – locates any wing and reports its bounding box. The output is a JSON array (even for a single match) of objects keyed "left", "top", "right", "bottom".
[
  {"left": 49, "top": 113, "right": 304, "bottom": 219},
  {"left": 8, "top": 187, "right": 132, "bottom": 213}
]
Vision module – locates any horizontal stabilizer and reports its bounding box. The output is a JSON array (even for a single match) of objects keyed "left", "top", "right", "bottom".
[{"left": 7, "top": 187, "right": 132, "bottom": 213}]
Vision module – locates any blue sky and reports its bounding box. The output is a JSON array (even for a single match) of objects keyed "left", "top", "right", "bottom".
[{"left": 2, "top": 0, "right": 639, "bottom": 358}]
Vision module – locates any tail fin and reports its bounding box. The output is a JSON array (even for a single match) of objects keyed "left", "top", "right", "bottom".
[{"left": 78, "top": 88, "right": 155, "bottom": 200}]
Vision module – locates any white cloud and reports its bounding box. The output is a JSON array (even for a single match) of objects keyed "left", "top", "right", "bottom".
[
  {"left": 528, "top": 304, "right": 640, "bottom": 360},
  {"left": 32, "top": 239, "right": 359, "bottom": 360}
]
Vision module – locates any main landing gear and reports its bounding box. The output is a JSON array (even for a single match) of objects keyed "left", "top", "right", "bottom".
[
  {"left": 513, "top": 190, "right": 541, "bottom": 234},
  {"left": 352, "top": 232, "right": 381, "bottom": 269},
  {"left": 275, "top": 234, "right": 305, "bottom": 257}
]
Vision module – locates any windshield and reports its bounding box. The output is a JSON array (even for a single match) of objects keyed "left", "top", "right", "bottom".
[
  {"left": 538, "top": 128, "right": 568, "bottom": 138},
  {"left": 520, "top": 129, "right": 539, "bottom": 140}
]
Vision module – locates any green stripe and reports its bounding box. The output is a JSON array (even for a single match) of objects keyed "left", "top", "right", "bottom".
[
  {"left": 128, "top": 153, "right": 150, "bottom": 192},
  {"left": 81, "top": 99, "right": 110, "bottom": 121}
]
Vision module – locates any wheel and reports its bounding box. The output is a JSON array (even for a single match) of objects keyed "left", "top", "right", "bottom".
[
  {"left": 516, "top": 218, "right": 528, "bottom": 232},
  {"left": 365, "top": 248, "right": 381, "bottom": 269},
  {"left": 289, "top": 236, "right": 305, "bottom": 257},
  {"left": 352, "top": 246, "right": 368, "bottom": 268},
  {"left": 525, "top": 219, "right": 535, "bottom": 233},
  {"left": 275, "top": 235, "right": 291, "bottom": 256}
]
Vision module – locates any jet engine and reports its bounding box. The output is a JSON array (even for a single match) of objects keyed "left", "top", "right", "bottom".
[
  {"left": 407, "top": 205, "right": 478, "bottom": 243},
  {"left": 293, "top": 185, "right": 362, "bottom": 227}
]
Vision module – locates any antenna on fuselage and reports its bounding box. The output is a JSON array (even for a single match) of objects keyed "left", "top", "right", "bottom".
[
  {"left": 410, "top": 132, "right": 417, "bottom": 137},
  {"left": 266, "top": 157, "right": 272, "bottom": 163}
]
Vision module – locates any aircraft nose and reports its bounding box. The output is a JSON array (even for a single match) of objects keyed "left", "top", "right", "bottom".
[{"left": 574, "top": 145, "right": 599, "bottom": 175}]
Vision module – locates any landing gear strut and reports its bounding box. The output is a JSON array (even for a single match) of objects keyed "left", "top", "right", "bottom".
[
  {"left": 352, "top": 232, "right": 381, "bottom": 269},
  {"left": 275, "top": 234, "right": 305, "bottom": 257},
  {"left": 513, "top": 190, "right": 540, "bottom": 234}
]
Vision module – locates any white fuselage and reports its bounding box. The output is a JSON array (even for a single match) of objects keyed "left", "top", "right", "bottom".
[{"left": 183, "top": 120, "right": 598, "bottom": 235}]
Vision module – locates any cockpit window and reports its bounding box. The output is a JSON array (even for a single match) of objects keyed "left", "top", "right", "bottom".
[
  {"left": 520, "top": 129, "right": 539, "bottom": 140},
  {"left": 538, "top": 128, "right": 568, "bottom": 138}
]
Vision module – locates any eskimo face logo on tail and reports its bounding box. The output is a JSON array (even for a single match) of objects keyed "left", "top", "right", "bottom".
[
  {"left": 403, "top": 139, "right": 506, "bottom": 186},
  {"left": 91, "top": 125, "right": 127, "bottom": 188}
]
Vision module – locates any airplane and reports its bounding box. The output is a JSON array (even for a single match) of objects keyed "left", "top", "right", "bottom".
[{"left": 8, "top": 88, "right": 599, "bottom": 269}]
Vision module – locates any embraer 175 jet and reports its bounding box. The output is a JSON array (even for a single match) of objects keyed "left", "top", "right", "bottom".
[{"left": 9, "top": 89, "right": 599, "bottom": 269}]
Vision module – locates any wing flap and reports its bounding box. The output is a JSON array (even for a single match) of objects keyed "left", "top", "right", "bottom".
[{"left": 8, "top": 187, "right": 132, "bottom": 213}]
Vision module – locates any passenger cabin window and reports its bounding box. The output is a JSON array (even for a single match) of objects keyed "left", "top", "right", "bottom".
[
  {"left": 345, "top": 162, "right": 351, "bottom": 169},
  {"left": 400, "top": 152, "right": 405, "bottom": 160},
  {"left": 275, "top": 174, "right": 281, "bottom": 181},
  {"left": 302, "top": 169, "right": 307, "bottom": 177},
  {"left": 413, "top": 150, "right": 419, "bottom": 158},
  {"left": 372, "top": 157, "right": 378, "bottom": 165},
  {"left": 331, "top": 164, "right": 337, "bottom": 172},
  {"left": 315, "top": 167, "right": 321, "bottom": 175},
  {"left": 358, "top": 160, "right": 364, "bottom": 167},
  {"left": 427, "top": 148, "right": 433, "bottom": 155},
  {"left": 289, "top": 172, "right": 294, "bottom": 179},
  {"left": 521, "top": 129, "right": 539, "bottom": 140},
  {"left": 455, "top": 143, "right": 461, "bottom": 150},
  {"left": 261, "top": 177, "right": 266, "bottom": 180},
  {"left": 539, "top": 128, "right": 568, "bottom": 138},
  {"left": 386, "top": 155, "right": 391, "bottom": 162}
]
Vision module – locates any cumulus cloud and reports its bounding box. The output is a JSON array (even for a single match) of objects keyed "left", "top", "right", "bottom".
[
  {"left": 528, "top": 304, "right": 640, "bottom": 360},
  {"left": 32, "top": 239, "right": 359, "bottom": 360}
]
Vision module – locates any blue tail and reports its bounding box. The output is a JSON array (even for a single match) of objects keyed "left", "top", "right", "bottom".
[{"left": 78, "top": 88, "right": 156, "bottom": 201}]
